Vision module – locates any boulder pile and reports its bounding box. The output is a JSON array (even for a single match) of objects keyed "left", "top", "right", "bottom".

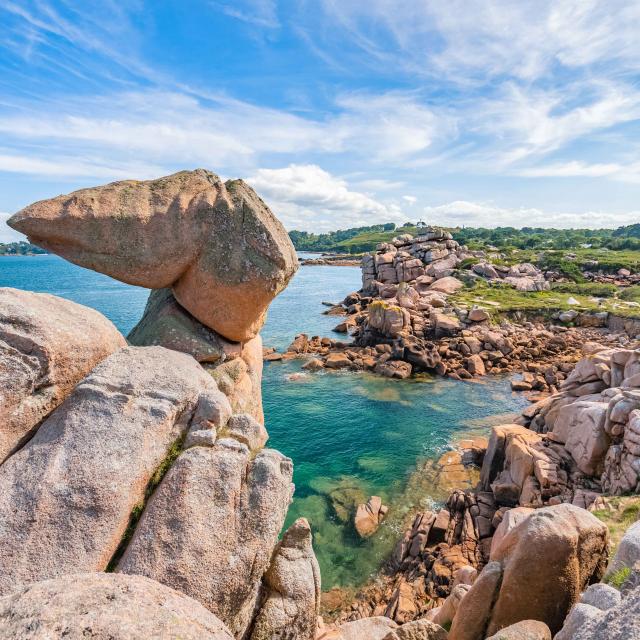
[{"left": 0, "top": 170, "right": 321, "bottom": 639}]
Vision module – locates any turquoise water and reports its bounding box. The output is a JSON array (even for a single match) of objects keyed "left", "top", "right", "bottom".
[{"left": 0, "top": 255, "right": 527, "bottom": 588}]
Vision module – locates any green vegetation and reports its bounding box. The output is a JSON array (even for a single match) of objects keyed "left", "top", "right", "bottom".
[
  {"left": 0, "top": 241, "right": 47, "bottom": 256},
  {"left": 290, "top": 223, "right": 401, "bottom": 254},
  {"left": 593, "top": 496, "right": 640, "bottom": 558},
  {"left": 606, "top": 567, "right": 632, "bottom": 589},
  {"left": 106, "top": 436, "right": 184, "bottom": 571},
  {"left": 620, "top": 286, "right": 640, "bottom": 302},
  {"left": 551, "top": 282, "right": 618, "bottom": 297}
]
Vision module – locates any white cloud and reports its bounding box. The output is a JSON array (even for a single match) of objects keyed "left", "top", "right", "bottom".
[
  {"left": 423, "top": 200, "right": 640, "bottom": 229},
  {"left": 0, "top": 212, "right": 25, "bottom": 243},
  {"left": 211, "top": 0, "right": 279, "bottom": 28},
  {"left": 516, "top": 160, "right": 640, "bottom": 184},
  {"left": 402, "top": 195, "right": 417, "bottom": 204},
  {"left": 248, "top": 164, "right": 404, "bottom": 231}
]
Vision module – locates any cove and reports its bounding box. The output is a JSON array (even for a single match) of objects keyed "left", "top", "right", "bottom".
[{"left": 0, "top": 254, "right": 528, "bottom": 589}]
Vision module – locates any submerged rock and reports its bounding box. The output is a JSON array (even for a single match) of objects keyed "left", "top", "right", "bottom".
[
  {"left": 0, "top": 287, "right": 125, "bottom": 463},
  {"left": 9, "top": 169, "right": 298, "bottom": 342},
  {"left": 0, "top": 573, "right": 234, "bottom": 640},
  {"left": 354, "top": 496, "right": 388, "bottom": 538}
]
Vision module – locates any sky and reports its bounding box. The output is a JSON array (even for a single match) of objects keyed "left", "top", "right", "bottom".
[{"left": 1, "top": 0, "right": 639, "bottom": 240}]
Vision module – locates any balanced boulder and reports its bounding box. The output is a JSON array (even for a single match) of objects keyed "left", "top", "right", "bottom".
[
  {"left": 9, "top": 169, "right": 298, "bottom": 342},
  {"left": 0, "top": 288, "right": 125, "bottom": 463}
]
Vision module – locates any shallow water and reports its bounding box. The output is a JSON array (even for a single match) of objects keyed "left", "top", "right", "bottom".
[{"left": 0, "top": 254, "right": 528, "bottom": 588}]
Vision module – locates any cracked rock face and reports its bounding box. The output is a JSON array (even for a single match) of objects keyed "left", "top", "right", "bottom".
[
  {"left": 0, "top": 346, "right": 220, "bottom": 596},
  {"left": 8, "top": 169, "right": 298, "bottom": 342},
  {"left": 0, "top": 287, "right": 125, "bottom": 464},
  {"left": 250, "top": 518, "right": 321, "bottom": 640},
  {"left": 0, "top": 573, "right": 234, "bottom": 640},
  {"left": 117, "top": 440, "right": 294, "bottom": 638}
]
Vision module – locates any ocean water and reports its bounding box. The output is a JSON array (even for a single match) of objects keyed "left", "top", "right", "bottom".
[{"left": 0, "top": 254, "right": 528, "bottom": 588}]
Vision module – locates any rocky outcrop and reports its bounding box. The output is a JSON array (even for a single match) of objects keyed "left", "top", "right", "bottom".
[
  {"left": 117, "top": 441, "right": 293, "bottom": 637},
  {"left": 9, "top": 169, "right": 298, "bottom": 342},
  {"left": 249, "top": 518, "right": 320, "bottom": 640},
  {"left": 0, "top": 346, "right": 226, "bottom": 596},
  {"left": 449, "top": 504, "right": 608, "bottom": 637},
  {"left": 556, "top": 583, "right": 640, "bottom": 640},
  {"left": 0, "top": 287, "right": 125, "bottom": 463},
  {"left": 0, "top": 573, "right": 234, "bottom": 640}
]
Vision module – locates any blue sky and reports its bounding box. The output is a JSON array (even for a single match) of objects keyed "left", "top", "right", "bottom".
[{"left": 1, "top": 0, "right": 639, "bottom": 240}]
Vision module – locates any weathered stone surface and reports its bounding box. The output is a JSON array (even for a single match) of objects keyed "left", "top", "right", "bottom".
[
  {"left": 485, "top": 619, "right": 551, "bottom": 640},
  {"left": 117, "top": 440, "right": 294, "bottom": 638},
  {"left": 563, "top": 585, "right": 640, "bottom": 640},
  {"left": 9, "top": 169, "right": 298, "bottom": 341},
  {"left": 580, "top": 583, "right": 621, "bottom": 611},
  {"left": 206, "top": 334, "right": 264, "bottom": 424},
  {"left": 0, "top": 288, "right": 125, "bottom": 463},
  {"left": 0, "top": 573, "right": 234, "bottom": 640},
  {"left": 604, "top": 519, "right": 640, "bottom": 581},
  {"left": 355, "top": 496, "right": 388, "bottom": 538},
  {"left": 250, "top": 518, "right": 320, "bottom": 640},
  {"left": 428, "top": 276, "right": 463, "bottom": 294},
  {"left": 332, "top": 617, "right": 398, "bottom": 640},
  {"left": 0, "top": 346, "right": 219, "bottom": 596},
  {"left": 383, "top": 619, "right": 448, "bottom": 640},
  {"left": 128, "top": 288, "right": 241, "bottom": 363},
  {"left": 486, "top": 504, "right": 608, "bottom": 636}
]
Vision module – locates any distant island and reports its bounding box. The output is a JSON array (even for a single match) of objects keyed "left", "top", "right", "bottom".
[{"left": 0, "top": 241, "right": 47, "bottom": 256}]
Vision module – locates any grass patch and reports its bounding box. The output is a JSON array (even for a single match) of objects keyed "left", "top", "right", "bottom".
[
  {"left": 106, "top": 436, "right": 184, "bottom": 571},
  {"left": 605, "top": 567, "right": 632, "bottom": 589},
  {"left": 592, "top": 496, "right": 640, "bottom": 558},
  {"left": 620, "top": 285, "right": 640, "bottom": 302},
  {"left": 552, "top": 282, "right": 618, "bottom": 297}
]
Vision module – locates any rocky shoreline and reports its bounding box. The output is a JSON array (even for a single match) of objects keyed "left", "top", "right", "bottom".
[{"left": 1, "top": 176, "right": 640, "bottom": 639}]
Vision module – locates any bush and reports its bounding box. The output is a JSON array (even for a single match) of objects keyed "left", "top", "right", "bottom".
[{"left": 620, "top": 286, "right": 640, "bottom": 301}]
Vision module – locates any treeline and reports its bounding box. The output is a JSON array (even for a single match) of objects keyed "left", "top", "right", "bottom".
[
  {"left": 453, "top": 224, "right": 640, "bottom": 251},
  {"left": 289, "top": 223, "right": 640, "bottom": 253},
  {"left": 290, "top": 223, "right": 398, "bottom": 252},
  {"left": 0, "top": 241, "right": 47, "bottom": 256}
]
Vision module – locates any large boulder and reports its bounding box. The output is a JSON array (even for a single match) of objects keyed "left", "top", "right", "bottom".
[
  {"left": 0, "top": 288, "right": 125, "bottom": 463},
  {"left": 9, "top": 170, "right": 298, "bottom": 342},
  {"left": 604, "top": 519, "right": 640, "bottom": 581},
  {"left": 0, "top": 346, "right": 227, "bottom": 596},
  {"left": 128, "top": 288, "right": 242, "bottom": 363},
  {"left": 250, "top": 518, "right": 321, "bottom": 640},
  {"left": 449, "top": 504, "right": 609, "bottom": 638},
  {"left": 117, "top": 440, "right": 294, "bottom": 637},
  {"left": 0, "top": 573, "right": 234, "bottom": 639}
]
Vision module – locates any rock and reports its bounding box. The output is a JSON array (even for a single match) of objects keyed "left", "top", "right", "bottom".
[
  {"left": 580, "top": 583, "right": 622, "bottom": 611},
  {"left": 448, "top": 561, "right": 502, "bottom": 640},
  {"left": 9, "top": 169, "right": 298, "bottom": 342},
  {"left": 468, "top": 306, "right": 490, "bottom": 322},
  {"left": 0, "top": 346, "right": 223, "bottom": 596},
  {"left": 368, "top": 301, "right": 408, "bottom": 337},
  {"left": 355, "top": 496, "right": 388, "bottom": 538},
  {"left": 485, "top": 619, "right": 551, "bottom": 640},
  {"left": 466, "top": 354, "right": 486, "bottom": 376},
  {"left": 473, "top": 263, "right": 500, "bottom": 279},
  {"left": 563, "top": 585, "right": 640, "bottom": 639},
  {"left": 383, "top": 619, "right": 448, "bottom": 640},
  {"left": 302, "top": 357, "right": 324, "bottom": 371},
  {"left": 604, "top": 519, "right": 640, "bottom": 581},
  {"left": 0, "top": 288, "right": 125, "bottom": 463},
  {"left": 334, "top": 616, "right": 398, "bottom": 640},
  {"left": 117, "top": 441, "right": 293, "bottom": 637},
  {"left": 0, "top": 573, "right": 234, "bottom": 640},
  {"left": 428, "top": 276, "right": 464, "bottom": 295},
  {"left": 433, "top": 312, "right": 462, "bottom": 337},
  {"left": 128, "top": 288, "right": 243, "bottom": 363},
  {"left": 225, "top": 413, "right": 268, "bottom": 450},
  {"left": 206, "top": 334, "right": 264, "bottom": 424},
  {"left": 250, "top": 518, "right": 320, "bottom": 640},
  {"left": 433, "top": 584, "right": 470, "bottom": 627},
  {"left": 325, "top": 352, "right": 353, "bottom": 369},
  {"left": 490, "top": 507, "right": 534, "bottom": 557},
  {"left": 375, "top": 360, "right": 412, "bottom": 379},
  {"left": 491, "top": 504, "right": 607, "bottom": 636}
]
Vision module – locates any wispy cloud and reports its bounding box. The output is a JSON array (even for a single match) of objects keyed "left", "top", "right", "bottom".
[
  {"left": 248, "top": 164, "right": 404, "bottom": 231},
  {"left": 211, "top": 0, "right": 279, "bottom": 28}
]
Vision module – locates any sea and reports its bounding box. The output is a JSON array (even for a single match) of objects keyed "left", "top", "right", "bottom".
[{"left": 0, "top": 253, "right": 528, "bottom": 588}]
